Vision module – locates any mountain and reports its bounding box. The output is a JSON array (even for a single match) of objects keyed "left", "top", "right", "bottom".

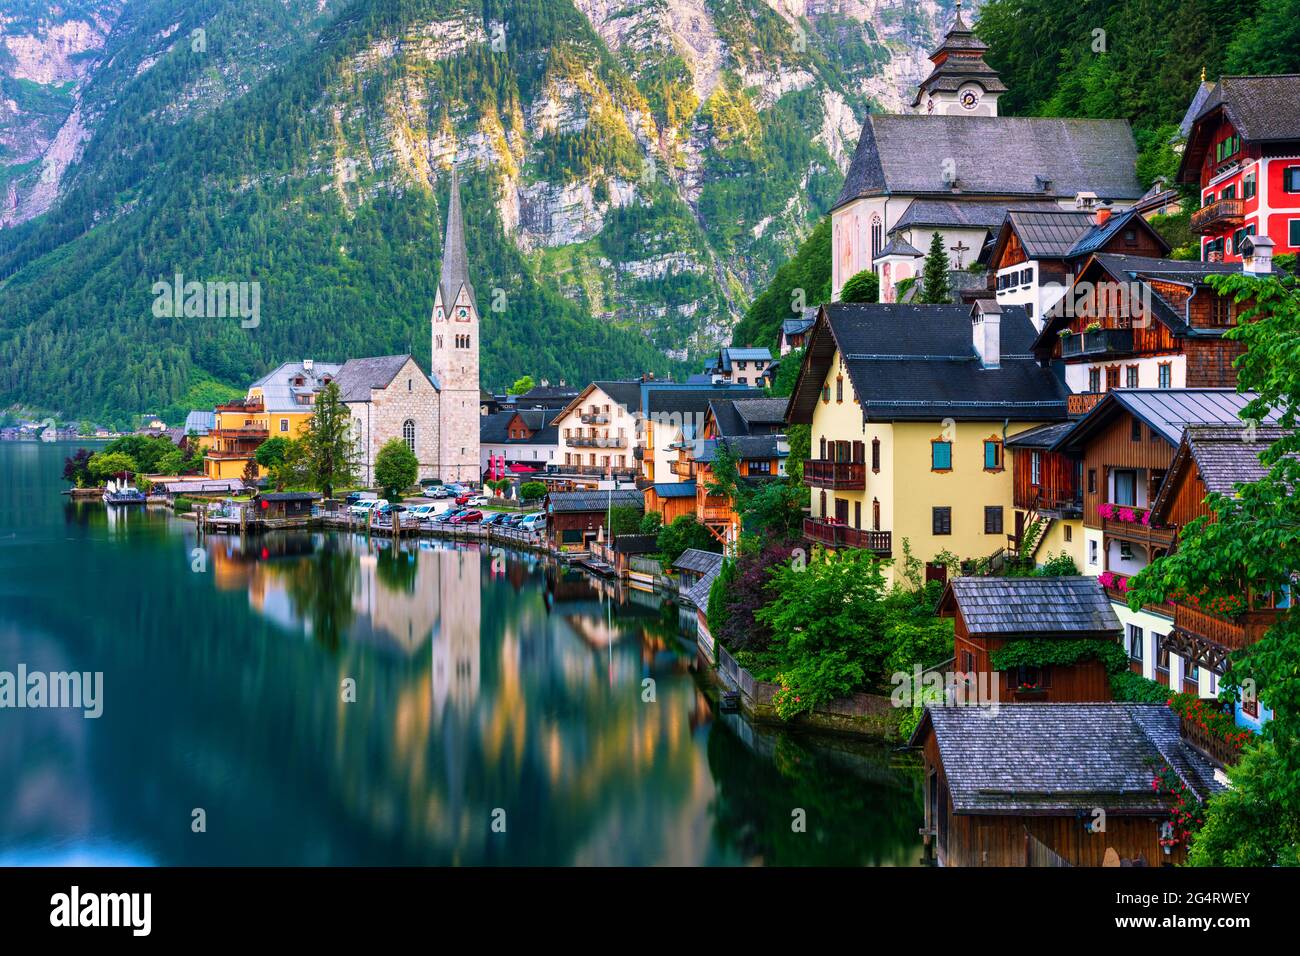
[{"left": 0, "top": 0, "right": 968, "bottom": 423}]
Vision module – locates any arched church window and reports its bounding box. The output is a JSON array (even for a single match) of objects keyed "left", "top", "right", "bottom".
[
  {"left": 871, "top": 215, "right": 883, "bottom": 264},
  {"left": 403, "top": 420, "right": 416, "bottom": 454}
]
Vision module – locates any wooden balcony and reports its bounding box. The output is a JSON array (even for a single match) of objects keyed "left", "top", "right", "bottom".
[
  {"left": 1172, "top": 602, "right": 1278, "bottom": 654},
  {"left": 804, "top": 459, "right": 866, "bottom": 490},
  {"left": 1060, "top": 328, "right": 1134, "bottom": 360},
  {"left": 211, "top": 427, "right": 269, "bottom": 441},
  {"left": 1179, "top": 708, "right": 1243, "bottom": 769},
  {"left": 1190, "top": 197, "right": 1244, "bottom": 234},
  {"left": 1100, "top": 513, "right": 1176, "bottom": 549},
  {"left": 204, "top": 449, "right": 256, "bottom": 461},
  {"left": 802, "top": 518, "right": 891, "bottom": 555},
  {"left": 1067, "top": 392, "right": 1102, "bottom": 416},
  {"left": 670, "top": 459, "right": 696, "bottom": 479},
  {"left": 216, "top": 400, "right": 264, "bottom": 413}
]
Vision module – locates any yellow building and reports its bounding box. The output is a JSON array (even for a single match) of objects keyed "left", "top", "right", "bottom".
[
  {"left": 203, "top": 360, "right": 341, "bottom": 479},
  {"left": 785, "top": 301, "right": 1072, "bottom": 585}
]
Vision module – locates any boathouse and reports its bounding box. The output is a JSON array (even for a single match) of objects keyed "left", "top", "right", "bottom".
[{"left": 252, "top": 492, "right": 317, "bottom": 519}]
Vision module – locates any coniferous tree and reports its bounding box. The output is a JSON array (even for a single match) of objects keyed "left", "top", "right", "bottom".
[
  {"left": 301, "top": 381, "right": 358, "bottom": 499},
  {"left": 920, "top": 232, "right": 952, "bottom": 304}
]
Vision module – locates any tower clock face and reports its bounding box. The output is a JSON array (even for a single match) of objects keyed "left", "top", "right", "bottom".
[
  {"left": 959, "top": 88, "right": 981, "bottom": 111},
  {"left": 457, "top": 307, "right": 469, "bottom": 321}
]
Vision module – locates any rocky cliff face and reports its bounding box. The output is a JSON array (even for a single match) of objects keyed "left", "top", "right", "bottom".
[{"left": 0, "top": 0, "right": 970, "bottom": 415}]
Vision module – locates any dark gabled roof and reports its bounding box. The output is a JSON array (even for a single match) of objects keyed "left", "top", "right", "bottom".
[
  {"left": 696, "top": 435, "right": 786, "bottom": 462},
  {"left": 1177, "top": 75, "right": 1300, "bottom": 183},
  {"left": 682, "top": 554, "right": 727, "bottom": 612},
  {"left": 782, "top": 313, "right": 817, "bottom": 336},
  {"left": 1004, "top": 420, "right": 1079, "bottom": 449},
  {"left": 1178, "top": 80, "right": 1217, "bottom": 140},
  {"left": 892, "top": 199, "right": 1059, "bottom": 234},
  {"left": 674, "top": 548, "right": 726, "bottom": 576},
  {"left": 1151, "top": 424, "right": 1290, "bottom": 519},
  {"left": 612, "top": 533, "right": 659, "bottom": 554},
  {"left": 255, "top": 492, "right": 318, "bottom": 502},
  {"left": 709, "top": 397, "right": 788, "bottom": 439},
  {"left": 912, "top": 703, "right": 1225, "bottom": 814},
  {"left": 1054, "top": 389, "right": 1279, "bottom": 452},
  {"left": 550, "top": 380, "right": 644, "bottom": 426},
  {"left": 646, "top": 387, "right": 765, "bottom": 420},
  {"left": 786, "top": 303, "right": 1070, "bottom": 424},
  {"left": 520, "top": 385, "right": 580, "bottom": 401},
  {"left": 545, "top": 489, "right": 644, "bottom": 514},
  {"left": 650, "top": 481, "right": 697, "bottom": 499},
  {"left": 992, "top": 208, "right": 1168, "bottom": 265},
  {"left": 940, "top": 576, "right": 1120, "bottom": 639},
  {"left": 835, "top": 116, "right": 1142, "bottom": 209},
  {"left": 334, "top": 355, "right": 426, "bottom": 402},
  {"left": 1031, "top": 253, "right": 1243, "bottom": 354},
  {"left": 877, "top": 236, "right": 923, "bottom": 258},
  {"left": 734, "top": 398, "right": 787, "bottom": 427},
  {"left": 479, "top": 410, "right": 514, "bottom": 443},
  {"left": 1069, "top": 208, "right": 1168, "bottom": 258}
]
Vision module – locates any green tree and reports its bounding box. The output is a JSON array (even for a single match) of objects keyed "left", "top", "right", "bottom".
[
  {"left": 656, "top": 514, "right": 721, "bottom": 564},
  {"left": 639, "top": 511, "right": 663, "bottom": 535},
  {"left": 255, "top": 436, "right": 294, "bottom": 472},
  {"left": 608, "top": 505, "right": 642, "bottom": 537},
  {"left": 839, "top": 269, "right": 879, "bottom": 304},
  {"left": 519, "top": 481, "right": 547, "bottom": 502},
  {"left": 507, "top": 375, "right": 535, "bottom": 395},
  {"left": 768, "top": 347, "right": 803, "bottom": 398},
  {"left": 88, "top": 451, "right": 138, "bottom": 481},
  {"left": 1128, "top": 272, "right": 1300, "bottom": 865},
  {"left": 375, "top": 438, "right": 419, "bottom": 500},
  {"left": 919, "top": 231, "right": 952, "bottom": 304},
  {"left": 300, "top": 382, "right": 358, "bottom": 499},
  {"left": 156, "top": 449, "right": 185, "bottom": 475}
]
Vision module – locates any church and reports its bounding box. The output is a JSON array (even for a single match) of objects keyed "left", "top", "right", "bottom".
[
  {"left": 831, "top": 2, "right": 1145, "bottom": 302},
  {"left": 336, "top": 169, "right": 481, "bottom": 485}
]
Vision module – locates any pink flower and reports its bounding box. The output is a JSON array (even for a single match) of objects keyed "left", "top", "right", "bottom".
[
  {"left": 1141, "top": 510, "right": 1151, "bottom": 526},
  {"left": 1097, "top": 503, "right": 1115, "bottom": 520},
  {"left": 1118, "top": 507, "right": 1136, "bottom": 523}
]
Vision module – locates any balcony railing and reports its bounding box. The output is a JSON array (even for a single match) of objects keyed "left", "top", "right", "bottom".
[
  {"left": 1099, "top": 511, "right": 1176, "bottom": 549},
  {"left": 567, "top": 436, "right": 627, "bottom": 448},
  {"left": 580, "top": 413, "right": 609, "bottom": 425},
  {"left": 803, "top": 459, "right": 866, "bottom": 490},
  {"left": 1173, "top": 602, "right": 1279, "bottom": 654},
  {"left": 211, "top": 427, "right": 269, "bottom": 441},
  {"left": 1060, "top": 328, "right": 1134, "bottom": 359},
  {"left": 216, "top": 400, "right": 264, "bottom": 413},
  {"left": 670, "top": 459, "right": 695, "bottom": 479},
  {"left": 802, "top": 518, "right": 891, "bottom": 555},
  {"left": 205, "top": 449, "right": 256, "bottom": 460},
  {"left": 1067, "top": 392, "right": 1103, "bottom": 416},
  {"left": 1190, "top": 197, "right": 1244, "bottom": 234}
]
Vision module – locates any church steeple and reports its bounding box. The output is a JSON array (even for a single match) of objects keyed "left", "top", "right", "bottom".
[
  {"left": 912, "top": 1, "right": 1006, "bottom": 116},
  {"left": 436, "top": 167, "right": 475, "bottom": 313},
  {"left": 429, "top": 166, "right": 480, "bottom": 484}
]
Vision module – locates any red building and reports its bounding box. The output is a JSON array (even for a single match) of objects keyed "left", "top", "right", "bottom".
[{"left": 1177, "top": 75, "right": 1300, "bottom": 263}]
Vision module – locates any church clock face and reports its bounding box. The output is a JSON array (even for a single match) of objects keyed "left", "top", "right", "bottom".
[
  {"left": 959, "top": 88, "right": 981, "bottom": 111},
  {"left": 457, "top": 307, "right": 469, "bottom": 321}
]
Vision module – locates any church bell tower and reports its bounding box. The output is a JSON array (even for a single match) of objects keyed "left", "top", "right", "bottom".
[
  {"left": 430, "top": 168, "right": 481, "bottom": 484},
  {"left": 912, "top": 1, "right": 1006, "bottom": 117}
]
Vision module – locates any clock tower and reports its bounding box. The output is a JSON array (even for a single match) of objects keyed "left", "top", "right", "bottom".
[
  {"left": 912, "top": 2, "right": 1005, "bottom": 117},
  {"left": 430, "top": 167, "right": 481, "bottom": 484}
]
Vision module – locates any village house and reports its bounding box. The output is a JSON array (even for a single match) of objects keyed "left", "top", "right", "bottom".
[
  {"left": 1176, "top": 74, "right": 1300, "bottom": 263},
  {"left": 938, "top": 576, "right": 1122, "bottom": 703},
  {"left": 333, "top": 354, "right": 440, "bottom": 485},
  {"left": 203, "top": 359, "right": 340, "bottom": 479},
  {"left": 647, "top": 397, "right": 788, "bottom": 546},
  {"left": 638, "top": 385, "right": 765, "bottom": 493},
  {"left": 479, "top": 407, "right": 559, "bottom": 478},
  {"left": 547, "top": 381, "right": 644, "bottom": 483},
  {"left": 779, "top": 309, "right": 817, "bottom": 355},
  {"left": 912, "top": 702, "right": 1225, "bottom": 867},
  {"left": 986, "top": 206, "right": 1169, "bottom": 329},
  {"left": 785, "top": 300, "right": 1069, "bottom": 585},
  {"left": 1145, "top": 423, "right": 1289, "bottom": 726},
  {"left": 831, "top": 8, "right": 1143, "bottom": 301},
  {"left": 1031, "top": 253, "right": 1261, "bottom": 402},
  {"left": 704, "top": 347, "right": 773, "bottom": 387},
  {"left": 1050, "top": 389, "right": 1281, "bottom": 699},
  {"left": 544, "top": 489, "right": 644, "bottom": 552},
  {"left": 1003, "top": 419, "right": 1085, "bottom": 567}
]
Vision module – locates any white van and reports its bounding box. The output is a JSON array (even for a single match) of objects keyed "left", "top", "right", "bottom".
[
  {"left": 348, "top": 498, "right": 388, "bottom": 518},
  {"left": 519, "top": 512, "right": 547, "bottom": 532}
]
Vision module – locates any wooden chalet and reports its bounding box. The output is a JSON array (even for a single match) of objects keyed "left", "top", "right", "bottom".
[
  {"left": 938, "top": 576, "right": 1121, "bottom": 703},
  {"left": 1031, "top": 254, "right": 1252, "bottom": 405},
  {"left": 543, "top": 489, "right": 644, "bottom": 552},
  {"left": 912, "top": 703, "right": 1225, "bottom": 867},
  {"left": 1003, "top": 419, "right": 1082, "bottom": 557},
  {"left": 251, "top": 492, "right": 317, "bottom": 519},
  {"left": 1146, "top": 424, "right": 1289, "bottom": 697},
  {"left": 1053, "top": 389, "right": 1281, "bottom": 694}
]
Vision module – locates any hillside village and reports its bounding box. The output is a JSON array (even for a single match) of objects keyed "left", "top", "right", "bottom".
[{"left": 51, "top": 7, "right": 1300, "bottom": 869}]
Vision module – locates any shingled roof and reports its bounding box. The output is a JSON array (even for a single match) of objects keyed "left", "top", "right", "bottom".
[
  {"left": 786, "top": 303, "right": 1070, "bottom": 424},
  {"left": 835, "top": 116, "right": 1142, "bottom": 209},
  {"left": 940, "top": 576, "right": 1120, "bottom": 639},
  {"left": 1178, "top": 75, "right": 1300, "bottom": 182},
  {"left": 545, "top": 489, "right": 644, "bottom": 514},
  {"left": 1054, "top": 389, "right": 1279, "bottom": 451},
  {"left": 892, "top": 199, "right": 1059, "bottom": 233},
  {"left": 912, "top": 703, "right": 1225, "bottom": 814},
  {"left": 674, "top": 548, "right": 725, "bottom": 576},
  {"left": 1151, "top": 424, "right": 1291, "bottom": 519}
]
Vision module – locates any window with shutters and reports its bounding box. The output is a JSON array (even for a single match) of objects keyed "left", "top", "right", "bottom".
[
  {"left": 931, "top": 440, "right": 952, "bottom": 472},
  {"left": 983, "top": 438, "right": 1002, "bottom": 472},
  {"left": 984, "top": 506, "right": 1003, "bottom": 534},
  {"left": 871, "top": 438, "right": 880, "bottom": 473},
  {"left": 932, "top": 507, "right": 952, "bottom": 535}
]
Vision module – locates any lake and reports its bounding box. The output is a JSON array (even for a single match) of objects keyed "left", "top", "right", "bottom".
[{"left": 0, "top": 441, "right": 923, "bottom": 865}]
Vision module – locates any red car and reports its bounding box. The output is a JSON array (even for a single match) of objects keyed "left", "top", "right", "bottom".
[
  {"left": 449, "top": 509, "right": 482, "bottom": 524},
  {"left": 455, "top": 493, "right": 473, "bottom": 506}
]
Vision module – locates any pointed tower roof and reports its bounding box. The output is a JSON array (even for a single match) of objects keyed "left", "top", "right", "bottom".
[
  {"left": 913, "top": 2, "right": 1005, "bottom": 108},
  {"left": 437, "top": 167, "right": 474, "bottom": 308}
]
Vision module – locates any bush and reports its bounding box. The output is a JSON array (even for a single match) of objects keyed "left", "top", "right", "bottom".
[
  {"left": 1033, "top": 551, "right": 1080, "bottom": 577},
  {"left": 608, "top": 505, "right": 642, "bottom": 536},
  {"left": 1108, "top": 671, "right": 1170, "bottom": 702},
  {"left": 639, "top": 511, "right": 663, "bottom": 536},
  {"left": 656, "top": 514, "right": 720, "bottom": 565},
  {"left": 519, "top": 481, "right": 547, "bottom": 501},
  {"left": 839, "top": 269, "right": 879, "bottom": 304}
]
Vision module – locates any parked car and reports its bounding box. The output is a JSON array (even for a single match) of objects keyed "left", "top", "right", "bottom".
[
  {"left": 406, "top": 504, "right": 438, "bottom": 521},
  {"left": 449, "top": 509, "right": 483, "bottom": 524},
  {"left": 344, "top": 492, "right": 364, "bottom": 506},
  {"left": 375, "top": 503, "right": 407, "bottom": 515},
  {"left": 429, "top": 487, "right": 450, "bottom": 499},
  {"left": 436, "top": 509, "right": 466, "bottom": 523},
  {"left": 348, "top": 498, "right": 387, "bottom": 518},
  {"left": 520, "top": 513, "right": 547, "bottom": 532},
  {"left": 504, "top": 513, "right": 526, "bottom": 528}
]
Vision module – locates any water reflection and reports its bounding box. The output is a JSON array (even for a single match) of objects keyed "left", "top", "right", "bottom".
[{"left": 0, "top": 442, "right": 924, "bottom": 865}]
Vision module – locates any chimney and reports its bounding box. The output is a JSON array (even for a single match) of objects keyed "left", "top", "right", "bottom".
[
  {"left": 1093, "top": 201, "right": 1113, "bottom": 227},
  {"left": 1241, "top": 234, "right": 1274, "bottom": 275},
  {"left": 972, "top": 299, "right": 1002, "bottom": 369},
  {"left": 1074, "top": 191, "right": 1097, "bottom": 211},
  {"left": 303, "top": 358, "right": 314, "bottom": 372}
]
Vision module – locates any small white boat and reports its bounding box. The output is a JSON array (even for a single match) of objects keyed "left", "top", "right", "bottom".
[{"left": 102, "top": 479, "right": 146, "bottom": 505}]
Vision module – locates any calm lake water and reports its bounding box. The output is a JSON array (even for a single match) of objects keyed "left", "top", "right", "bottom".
[{"left": 0, "top": 441, "right": 923, "bottom": 865}]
